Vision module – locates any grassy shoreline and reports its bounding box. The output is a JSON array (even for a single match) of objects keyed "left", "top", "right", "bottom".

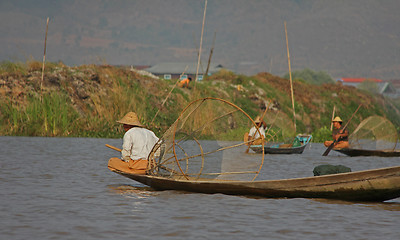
[{"left": 1, "top": 61, "right": 399, "bottom": 142}]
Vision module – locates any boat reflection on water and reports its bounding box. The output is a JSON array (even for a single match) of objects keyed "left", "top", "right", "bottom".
[
  {"left": 313, "top": 198, "right": 400, "bottom": 211},
  {"left": 108, "top": 184, "right": 155, "bottom": 197}
]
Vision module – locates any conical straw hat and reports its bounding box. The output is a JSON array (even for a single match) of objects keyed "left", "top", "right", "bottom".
[
  {"left": 332, "top": 116, "right": 343, "bottom": 122},
  {"left": 254, "top": 116, "right": 262, "bottom": 123},
  {"left": 117, "top": 112, "right": 144, "bottom": 127}
]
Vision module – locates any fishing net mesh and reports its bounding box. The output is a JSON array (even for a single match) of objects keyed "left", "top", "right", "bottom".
[
  {"left": 349, "top": 115, "right": 398, "bottom": 150},
  {"left": 264, "top": 111, "right": 296, "bottom": 144},
  {"left": 148, "top": 98, "right": 265, "bottom": 182}
]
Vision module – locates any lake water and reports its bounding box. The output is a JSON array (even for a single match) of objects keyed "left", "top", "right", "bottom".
[{"left": 1, "top": 136, "right": 399, "bottom": 240}]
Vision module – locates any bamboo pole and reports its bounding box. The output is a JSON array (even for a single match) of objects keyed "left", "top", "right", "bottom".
[
  {"left": 40, "top": 17, "right": 49, "bottom": 102},
  {"left": 151, "top": 66, "right": 188, "bottom": 124},
  {"left": 330, "top": 105, "right": 336, "bottom": 131},
  {"left": 204, "top": 31, "right": 216, "bottom": 79},
  {"left": 284, "top": 21, "right": 296, "bottom": 133},
  {"left": 192, "top": 33, "right": 205, "bottom": 73},
  {"left": 195, "top": 0, "right": 207, "bottom": 83}
]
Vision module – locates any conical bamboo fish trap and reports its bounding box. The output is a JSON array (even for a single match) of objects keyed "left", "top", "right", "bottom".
[
  {"left": 148, "top": 98, "right": 265, "bottom": 182},
  {"left": 349, "top": 115, "right": 398, "bottom": 150}
]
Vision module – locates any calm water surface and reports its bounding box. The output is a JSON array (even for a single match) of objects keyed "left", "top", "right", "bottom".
[{"left": 1, "top": 136, "right": 399, "bottom": 240}]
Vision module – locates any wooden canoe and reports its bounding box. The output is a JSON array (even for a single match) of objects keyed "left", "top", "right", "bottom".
[
  {"left": 250, "top": 134, "right": 312, "bottom": 154},
  {"left": 109, "top": 163, "right": 400, "bottom": 202},
  {"left": 334, "top": 148, "right": 400, "bottom": 157}
]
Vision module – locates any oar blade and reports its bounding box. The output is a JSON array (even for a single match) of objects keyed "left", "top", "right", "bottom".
[{"left": 322, "top": 142, "right": 335, "bottom": 156}]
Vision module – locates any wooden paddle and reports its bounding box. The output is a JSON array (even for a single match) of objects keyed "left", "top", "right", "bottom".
[
  {"left": 106, "top": 144, "right": 121, "bottom": 152},
  {"left": 322, "top": 104, "right": 362, "bottom": 156}
]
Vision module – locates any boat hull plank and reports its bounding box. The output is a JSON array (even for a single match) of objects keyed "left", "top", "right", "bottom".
[
  {"left": 111, "top": 166, "right": 400, "bottom": 202},
  {"left": 334, "top": 148, "right": 400, "bottom": 157},
  {"left": 250, "top": 135, "right": 312, "bottom": 154},
  {"left": 251, "top": 145, "right": 306, "bottom": 154}
]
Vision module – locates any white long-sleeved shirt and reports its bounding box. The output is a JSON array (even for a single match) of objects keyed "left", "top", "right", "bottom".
[
  {"left": 121, "top": 127, "right": 159, "bottom": 161},
  {"left": 248, "top": 125, "right": 266, "bottom": 139}
]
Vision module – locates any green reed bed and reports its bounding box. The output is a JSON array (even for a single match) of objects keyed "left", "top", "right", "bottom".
[{"left": 0, "top": 92, "right": 79, "bottom": 136}]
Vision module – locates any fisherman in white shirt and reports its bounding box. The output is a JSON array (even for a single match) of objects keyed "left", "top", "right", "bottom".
[
  {"left": 247, "top": 116, "right": 267, "bottom": 145},
  {"left": 108, "top": 112, "right": 159, "bottom": 174}
]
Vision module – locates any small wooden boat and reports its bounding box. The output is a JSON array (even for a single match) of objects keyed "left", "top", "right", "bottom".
[
  {"left": 250, "top": 134, "right": 312, "bottom": 154},
  {"left": 109, "top": 162, "right": 400, "bottom": 202},
  {"left": 333, "top": 148, "right": 400, "bottom": 157},
  {"left": 108, "top": 98, "right": 399, "bottom": 202},
  {"left": 334, "top": 116, "right": 400, "bottom": 157}
]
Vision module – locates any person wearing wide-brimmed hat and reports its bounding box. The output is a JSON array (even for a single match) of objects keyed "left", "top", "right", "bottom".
[
  {"left": 108, "top": 112, "right": 159, "bottom": 174},
  {"left": 324, "top": 116, "right": 349, "bottom": 149},
  {"left": 246, "top": 116, "right": 267, "bottom": 145}
]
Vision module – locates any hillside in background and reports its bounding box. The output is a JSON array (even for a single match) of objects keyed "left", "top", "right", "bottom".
[
  {"left": 1, "top": 0, "right": 400, "bottom": 79},
  {"left": 1, "top": 62, "right": 399, "bottom": 140}
]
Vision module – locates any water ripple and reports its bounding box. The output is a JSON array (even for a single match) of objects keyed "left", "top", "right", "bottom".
[{"left": 0, "top": 136, "right": 399, "bottom": 240}]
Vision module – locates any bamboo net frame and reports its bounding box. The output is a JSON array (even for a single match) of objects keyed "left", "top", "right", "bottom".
[
  {"left": 148, "top": 97, "right": 265, "bottom": 182},
  {"left": 349, "top": 115, "right": 398, "bottom": 150}
]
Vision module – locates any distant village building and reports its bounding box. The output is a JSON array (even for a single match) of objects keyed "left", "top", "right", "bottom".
[
  {"left": 386, "top": 79, "right": 400, "bottom": 89},
  {"left": 336, "top": 78, "right": 382, "bottom": 87},
  {"left": 132, "top": 65, "right": 151, "bottom": 70},
  {"left": 336, "top": 78, "right": 399, "bottom": 97},
  {"left": 143, "top": 62, "right": 225, "bottom": 81},
  {"left": 385, "top": 79, "right": 400, "bottom": 98}
]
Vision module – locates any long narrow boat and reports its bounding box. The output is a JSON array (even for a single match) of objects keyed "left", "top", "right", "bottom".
[
  {"left": 250, "top": 134, "right": 312, "bottom": 154},
  {"left": 108, "top": 98, "right": 400, "bottom": 202},
  {"left": 109, "top": 163, "right": 400, "bottom": 202},
  {"left": 333, "top": 148, "right": 400, "bottom": 157}
]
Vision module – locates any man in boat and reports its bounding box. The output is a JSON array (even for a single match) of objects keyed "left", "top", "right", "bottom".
[
  {"left": 324, "top": 116, "right": 349, "bottom": 149},
  {"left": 246, "top": 116, "right": 267, "bottom": 145},
  {"left": 108, "top": 112, "right": 159, "bottom": 174}
]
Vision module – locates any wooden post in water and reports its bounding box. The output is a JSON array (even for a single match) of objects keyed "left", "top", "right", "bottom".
[
  {"left": 284, "top": 21, "right": 296, "bottom": 133},
  {"left": 40, "top": 17, "right": 49, "bottom": 102}
]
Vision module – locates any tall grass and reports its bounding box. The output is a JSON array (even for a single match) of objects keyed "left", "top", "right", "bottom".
[
  {"left": 86, "top": 68, "right": 184, "bottom": 136},
  {"left": 0, "top": 61, "right": 26, "bottom": 75},
  {"left": 0, "top": 92, "right": 79, "bottom": 136},
  {"left": 1, "top": 62, "right": 398, "bottom": 141}
]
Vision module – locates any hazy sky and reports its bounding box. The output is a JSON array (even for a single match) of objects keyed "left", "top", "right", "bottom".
[{"left": 1, "top": 0, "right": 400, "bottom": 78}]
